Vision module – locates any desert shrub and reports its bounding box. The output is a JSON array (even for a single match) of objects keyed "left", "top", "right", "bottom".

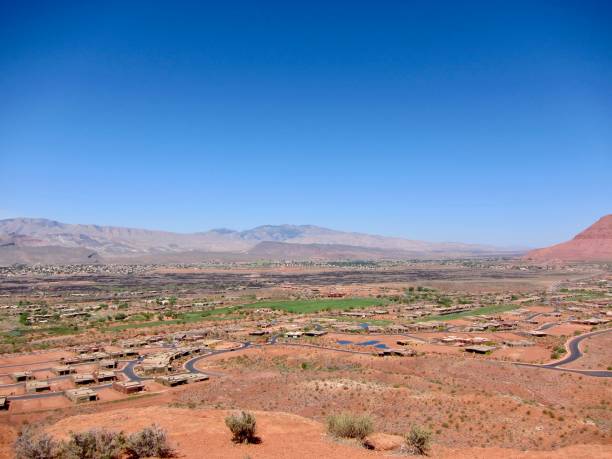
[
  {"left": 14, "top": 426, "right": 58, "bottom": 459},
  {"left": 60, "top": 429, "right": 125, "bottom": 459},
  {"left": 125, "top": 425, "right": 174, "bottom": 459},
  {"left": 225, "top": 411, "right": 257, "bottom": 444},
  {"left": 326, "top": 412, "right": 373, "bottom": 440},
  {"left": 405, "top": 425, "right": 432, "bottom": 455}
]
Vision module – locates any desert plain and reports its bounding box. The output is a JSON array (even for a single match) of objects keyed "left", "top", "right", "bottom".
[{"left": 0, "top": 258, "right": 609, "bottom": 458}]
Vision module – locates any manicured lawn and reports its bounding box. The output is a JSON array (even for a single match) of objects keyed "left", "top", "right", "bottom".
[
  {"left": 108, "top": 320, "right": 176, "bottom": 332},
  {"left": 107, "top": 307, "right": 241, "bottom": 331},
  {"left": 422, "top": 304, "right": 520, "bottom": 322},
  {"left": 180, "top": 307, "right": 235, "bottom": 322},
  {"left": 241, "top": 297, "right": 387, "bottom": 314}
]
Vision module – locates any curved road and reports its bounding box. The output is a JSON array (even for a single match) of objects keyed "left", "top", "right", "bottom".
[
  {"left": 183, "top": 342, "right": 252, "bottom": 373},
  {"left": 4, "top": 328, "right": 611, "bottom": 402},
  {"left": 515, "top": 328, "right": 612, "bottom": 377},
  {"left": 544, "top": 328, "right": 611, "bottom": 367}
]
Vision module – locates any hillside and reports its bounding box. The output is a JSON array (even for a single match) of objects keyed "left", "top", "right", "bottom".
[
  {"left": 525, "top": 215, "right": 612, "bottom": 262},
  {"left": 0, "top": 218, "right": 520, "bottom": 264},
  {"left": 8, "top": 406, "right": 606, "bottom": 459}
]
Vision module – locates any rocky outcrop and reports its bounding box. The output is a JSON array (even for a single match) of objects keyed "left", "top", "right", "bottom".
[{"left": 525, "top": 215, "right": 612, "bottom": 262}]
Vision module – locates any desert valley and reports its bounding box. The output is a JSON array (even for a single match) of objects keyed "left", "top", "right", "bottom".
[
  {"left": 2, "top": 3, "right": 611, "bottom": 457},
  {"left": 0, "top": 216, "right": 610, "bottom": 458}
]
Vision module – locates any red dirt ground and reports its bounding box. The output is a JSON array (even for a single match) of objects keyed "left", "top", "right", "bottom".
[{"left": 35, "top": 406, "right": 612, "bottom": 459}]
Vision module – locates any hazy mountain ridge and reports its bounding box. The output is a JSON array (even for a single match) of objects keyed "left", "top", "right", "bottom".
[{"left": 0, "top": 218, "right": 521, "bottom": 264}]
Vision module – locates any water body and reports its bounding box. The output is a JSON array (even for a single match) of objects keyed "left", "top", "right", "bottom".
[
  {"left": 336, "top": 339, "right": 389, "bottom": 349},
  {"left": 357, "top": 340, "right": 380, "bottom": 346}
]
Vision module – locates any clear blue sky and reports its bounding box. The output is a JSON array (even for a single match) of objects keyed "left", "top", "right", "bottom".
[{"left": 1, "top": 1, "right": 610, "bottom": 247}]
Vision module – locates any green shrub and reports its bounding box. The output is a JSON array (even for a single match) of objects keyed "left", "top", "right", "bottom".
[
  {"left": 405, "top": 425, "right": 432, "bottom": 455},
  {"left": 225, "top": 411, "right": 257, "bottom": 444},
  {"left": 60, "top": 429, "right": 125, "bottom": 459},
  {"left": 326, "top": 412, "right": 373, "bottom": 440},
  {"left": 553, "top": 345, "right": 566, "bottom": 354},
  {"left": 14, "top": 426, "right": 58, "bottom": 459},
  {"left": 15, "top": 425, "right": 174, "bottom": 459},
  {"left": 125, "top": 425, "right": 174, "bottom": 458}
]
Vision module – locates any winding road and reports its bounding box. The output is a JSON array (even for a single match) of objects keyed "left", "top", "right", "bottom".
[
  {"left": 515, "top": 328, "right": 612, "bottom": 377},
  {"left": 183, "top": 342, "right": 252, "bottom": 373},
  {"left": 2, "top": 327, "right": 610, "bottom": 403}
]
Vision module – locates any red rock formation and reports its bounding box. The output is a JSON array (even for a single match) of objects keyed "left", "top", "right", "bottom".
[{"left": 525, "top": 215, "right": 612, "bottom": 261}]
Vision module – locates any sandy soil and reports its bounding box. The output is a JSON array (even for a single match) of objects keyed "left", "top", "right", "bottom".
[
  {"left": 29, "top": 406, "right": 612, "bottom": 459},
  {"left": 8, "top": 395, "right": 72, "bottom": 414},
  {"left": 0, "top": 350, "right": 72, "bottom": 368},
  {"left": 494, "top": 346, "right": 551, "bottom": 363},
  {"left": 0, "top": 264, "right": 607, "bottom": 458},
  {"left": 185, "top": 345, "right": 611, "bottom": 451},
  {"left": 544, "top": 323, "right": 592, "bottom": 337},
  {"left": 525, "top": 306, "right": 555, "bottom": 313},
  {"left": 45, "top": 406, "right": 378, "bottom": 459}
]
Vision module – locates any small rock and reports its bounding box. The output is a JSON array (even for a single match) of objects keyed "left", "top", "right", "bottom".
[{"left": 363, "top": 432, "right": 405, "bottom": 451}]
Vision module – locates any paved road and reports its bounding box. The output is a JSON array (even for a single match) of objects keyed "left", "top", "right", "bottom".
[
  {"left": 270, "top": 337, "right": 610, "bottom": 379},
  {"left": 122, "top": 357, "right": 144, "bottom": 382},
  {"left": 3, "top": 358, "right": 142, "bottom": 400},
  {"left": 544, "top": 328, "right": 611, "bottom": 367},
  {"left": 514, "top": 328, "right": 612, "bottom": 378},
  {"left": 272, "top": 329, "right": 612, "bottom": 377},
  {"left": 525, "top": 312, "right": 543, "bottom": 321},
  {"left": 5, "top": 327, "right": 611, "bottom": 403},
  {"left": 183, "top": 342, "right": 251, "bottom": 374},
  {"left": 2, "top": 343, "right": 250, "bottom": 401},
  {"left": 536, "top": 321, "right": 562, "bottom": 331}
]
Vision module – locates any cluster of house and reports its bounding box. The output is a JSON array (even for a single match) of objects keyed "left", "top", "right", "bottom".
[
  {"left": 7, "top": 303, "right": 102, "bottom": 325},
  {"left": 460, "top": 319, "right": 519, "bottom": 332},
  {"left": 139, "top": 346, "right": 207, "bottom": 374},
  {"left": 155, "top": 373, "right": 209, "bottom": 387},
  {"left": 398, "top": 302, "right": 480, "bottom": 320},
  {"left": 284, "top": 330, "right": 327, "bottom": 338},
  {"left": 571, "top": 317, "right": 610, "bottom": 326},
  {"left": 338, "top": 311, "right": 385, "bottom": 318},
  {"left": 62, "top": 348, "right": 135, "bottom": 364},
  {"left": 431, "top": 334, "right": 537, "bottom": 353},
  {"left": 463, "top": 345, "right": 497, "bottom": 354},
  {"left": 376, "top": 347, "right": 417, "bottom": 357},
  {"left": 0, "top": 263, "right": 151, "bottom": 277},
  {"left": 65, "top": 388, "right": 99, "bottom": 403},
  {"left": 435, "top": 335, "right": 491, "bottom": 346},
  {"left": 10, "top": 364, "right": 119, "bottom": 395},
  {"left": 4, "top": 335, "right": 217, "bottom": 405}
]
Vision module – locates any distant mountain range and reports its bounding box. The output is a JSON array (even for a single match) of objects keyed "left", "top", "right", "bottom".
[
  {"left": 0, "top": 218, "right": 523, "bottom": 265},
  {"left": 525, "top": 214, "right": 612, "bottom": 262}
]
